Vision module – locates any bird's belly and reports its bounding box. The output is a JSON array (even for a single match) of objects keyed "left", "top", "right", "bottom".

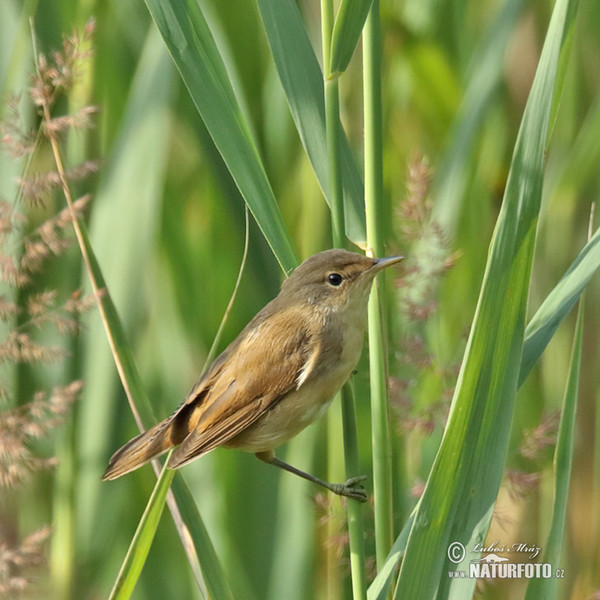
[
  {"left": 225, "top": 367, "right": 352, "bottom": 453},
  {"left": 226, "top": 318, "right": 365, "bottom": 454}
]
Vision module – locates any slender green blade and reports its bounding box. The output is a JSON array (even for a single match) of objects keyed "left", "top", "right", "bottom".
[
  {"left": 168, "top": 469, "right": 234, "bottom": 600},
  {"left": 367, "top": 511, "right": 415, "bottom": 600},
  {"left": 256, "top": 0, "right": 366, "bottom": 245},
  {"left": 144, "top": 0, "right": 297, "bottom": 272},
  {"left": 79, "top": 173, "right": 235, "bottom": 600},
  {"left": 370, "top": 0, "right": 594, "bottom": 590},
  {"left": 393, "top": 0, "right": 580, "bottom": 597},
  {"left": 525, "top": 301, "right": 583, "bottom": 600},
  {"left": 520, "top": 224, "right": 600, "bottom": 385},
  {"left": 68, "top": 29, "right": 233, "bottom": 600},
  {"left": 368, "top": 224, "right": 600, "bottom": 596},
  {"left": 330, "top": 0, "right": 374, "bottom": 74},
  {"left": 109, "top": 466, "right": 175, "bottom": 600},
  {"left": 78, "top": 28, "right": 175, "bottom": 543},
  {"left": 79, "top": 169, "right": 235, "bottom": 600}
]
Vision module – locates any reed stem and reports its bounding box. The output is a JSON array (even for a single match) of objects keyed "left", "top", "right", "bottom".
[
  {"left": 322, "top": 1, "right": 367, "bottom": 598},
  {"left": 363, "top": 0, "right": 393, "bottom": 568}
]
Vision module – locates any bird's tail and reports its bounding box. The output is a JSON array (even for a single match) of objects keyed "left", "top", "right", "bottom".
[{"left": 102, "top": 418, "right": 177, "bottom": 481}]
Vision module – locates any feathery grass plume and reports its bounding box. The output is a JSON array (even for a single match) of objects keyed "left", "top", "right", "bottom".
[
  {"left": 0, "top": 185, "right": 89, "bottom": 589},
  {"left": 19, "top": 288, "right": 93, "bottom": 335},
  {"left": 0, "top": 526, "right": 51, "bottom": 598},
  {"left": 17, "top": 163, "right": 98, "bottom": 208},
  {"left": 520, "top": 410, "right": 560, "bottom": 461},
  {"left": 0, "top": 20, "right": 97, "bottom": 599},
  {"left": 314, "top": 491, "right": 379, "bottom": 582},
  {"left": 2, "top": 94, "right": 93, "bottom": 282},
  {"left": 29, "top": 21, "right": 95, "bottom": 111},
  {"left": 315, "top": 493, "right": 348, "bottom": 555},
  {"left": 0, "top": 200, "right": 25, "bottom": 242},
  {"left": 0, "top": 296, "right": 20, "bottom": 321},
  {"left": 390, "top": 156, "right": 458, "bottom": 437},
  {"left": 494, "top": 412, "right": 560, "bottom": 507},
  {"left": 0, "top": 192, "right": 92, "bottom": 333},
  {"left": 0, "top": 332, "right": 66, "bottom": 365},
  {"left": 0, "top": 382, "right": 83, "bottom": 487},
  {"left": 396, "top": 155, "right": 459, "bottom": 321},
  {"left": 505, "top": 469, "right": 542, "bottom": 502},
  {"left": 44, "top": 106, "right": 98, "bottom": 137},
  {"left": 0, "top": 96, "right": 37, "bottom": 160},
  {"left": 1, "top": 105, "right": 92, "bottom": 281},
  {"left": 314, "top": 492, "right": 352, "bottom": 578}
]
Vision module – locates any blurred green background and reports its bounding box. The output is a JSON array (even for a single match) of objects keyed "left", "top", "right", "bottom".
[{"left": 1, "top": 0, "right": 599, "bottom": 598}]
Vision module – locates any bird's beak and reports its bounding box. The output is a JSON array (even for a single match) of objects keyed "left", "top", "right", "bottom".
[{"left": 371, "top": 255, "right": 404, "bottom": 273}]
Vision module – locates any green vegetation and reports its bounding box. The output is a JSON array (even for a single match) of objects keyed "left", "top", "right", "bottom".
[{"left": 1, "top": 0, "right": 599, "bottom": 599}]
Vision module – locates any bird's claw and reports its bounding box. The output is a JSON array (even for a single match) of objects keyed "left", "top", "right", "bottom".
[{"left": 330, "top": 475, "right": 368, "bottom": 502}]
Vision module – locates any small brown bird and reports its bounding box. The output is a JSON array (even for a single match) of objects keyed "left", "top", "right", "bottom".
[{"left": 102, "top": 249, "right": 402, "bottom": 501}]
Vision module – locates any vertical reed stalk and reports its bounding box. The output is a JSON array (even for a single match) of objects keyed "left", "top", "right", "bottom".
[
  {"left": 362, "top": 0, "right": 393, "bottom": 568},
  {"left": 341, "top": 382, "right": 368, "bottom": 599},
  {"left": 322, "top": 9, "right": 343, "bottom": 597},
  {"left": 321, "top": 0, "right": 344, "bottom": 248},
  {"left": 322, "top": 1, "right": 367, "bottom": 598}
]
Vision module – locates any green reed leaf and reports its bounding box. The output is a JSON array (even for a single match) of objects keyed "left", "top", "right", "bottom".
[
  {"left": 330, "top": 0, "right": 373, "bottom": 74},
  {"left": 392, "top": 0, "right": 580, "bottom": 597},
  {"left": 145, "top": 0, "right": 297, "bottom": 272},
  {"left": 257, "top": 0, "right": 366, "bottom": 246}
]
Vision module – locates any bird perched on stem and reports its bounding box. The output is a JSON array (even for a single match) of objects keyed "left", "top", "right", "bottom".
[{"left": 102, "top": 249, "right": 403, "bottom": 501}]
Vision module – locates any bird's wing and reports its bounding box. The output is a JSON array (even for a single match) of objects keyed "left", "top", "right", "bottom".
[{"left": 168, "top": 308, "right": 316, "bottom": 469}]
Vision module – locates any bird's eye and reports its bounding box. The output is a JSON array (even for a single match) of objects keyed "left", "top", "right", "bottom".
[{"left": 327, "top": 273, "right": 343, "bottom": 286}]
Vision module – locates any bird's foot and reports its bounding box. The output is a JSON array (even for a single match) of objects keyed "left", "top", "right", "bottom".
[{"left": 329, "top": 475, "right": 368, "bottom": 502}]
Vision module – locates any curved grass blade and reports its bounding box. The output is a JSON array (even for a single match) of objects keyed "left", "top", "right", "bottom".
[
  {"left": 330, "top": 0, "right": 374, "bottom": 75},
  {"left": 144, "top": 0, "right": 297, "bottom": 273},
  {"left": 368, "top": 222, "right": 599, "bottom": 596},
  {"left": 109, "top": 464, "right": 176, "bottom": 600},
  {"left": 524, "top": 300, "right": 583, "bottom": 600},
  {"left": 78, "top": 33, "right": 174, "bottom": 531},
  {"left": 33, "top": 27, "right": 235, "bottom": 600},
  {"left": 520, "top": 224, "right": 600, "bottom": 384},
  {"left": 367, "top": 511, "right": 415, "bottom": 600},
  {"left": 392, "top": 0, "right": 580, "bottom": 597},
  {"left": 256, "top": 0, "right": 366, "bottom": 245},
  {"left": 77, "top": 167, "right": 236, "bottom": 600},
  {"left": 72, "top": 142, "right": 236, "bottom": 600}
]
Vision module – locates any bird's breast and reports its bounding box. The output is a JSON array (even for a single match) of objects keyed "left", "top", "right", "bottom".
[{"left": 226, "top": 313, "right": 367, "bottom": 453}]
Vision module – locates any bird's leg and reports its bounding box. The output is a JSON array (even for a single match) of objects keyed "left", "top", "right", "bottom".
[{"left": 255, "top": 451, "right": 367, "bottom": 502}]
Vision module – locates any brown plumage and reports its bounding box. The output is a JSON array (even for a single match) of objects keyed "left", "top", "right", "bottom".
[{"left": 102, "top": 249, "right": 402, "bottom": 499}]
